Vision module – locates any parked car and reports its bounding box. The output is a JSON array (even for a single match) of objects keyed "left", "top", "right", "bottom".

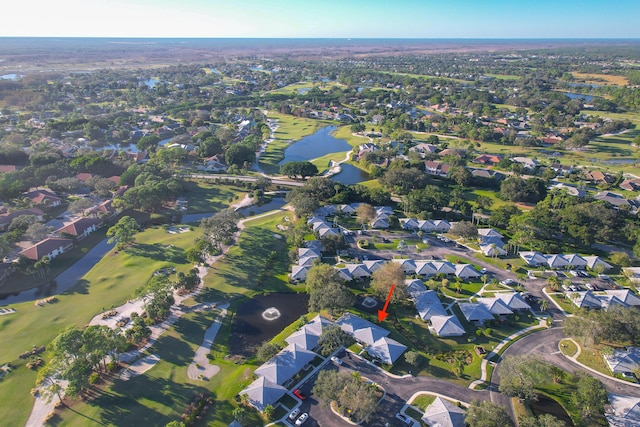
[
  {"left": 289, "top": 408, "right": 300, "bottom": 420},
  {"left": 395, "top": 413, "right": 412, "bottom": 425},
  {"left": 480, "top": 268, "right": 488, "bottom": 275},
  {"left": 295, "top": 413, "right": 309, "bottom": 426},
  {"left": 330, "top": 356, "right": 343, "bottom": 365},
  {"left": 585, "top": 283, "right": 594, "bottom": 291},
  {"left": 500, "top": 279, "right": 516, "bottom": 286},
  {"left": 293, "top": 389, "right": 306, "bottom": 400}
]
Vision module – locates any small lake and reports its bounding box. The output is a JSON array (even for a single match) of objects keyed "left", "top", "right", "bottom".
[
  {"left": 279, "top": 126, "right": 351, "bottom": 164},
  {"left": 229, "top": 293, "right": 310, "bottom": 356},
  {"left": 297, "top": 87, "right": 312, "bottom": 94},
  {"left": 0, "top": 73, "right": 21, "bottom": 80},
  {"left": 331, "top": 163, "right": 371, "bottom": 185},
  {"left": 564, "top": 92, "right": 594, "bottom": 102},
  {"left": 529, "top": 395, "right": 573, "bottom": 426},
  {"left": 141, "top": 78, "right": 159, "bottom": 88}
]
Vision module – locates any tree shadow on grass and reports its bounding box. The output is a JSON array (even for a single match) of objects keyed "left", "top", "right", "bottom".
[
  {"left": 213, "top": 228, "right": 290, "bottom": 292},
  {"left": 125, "top": 243, "right": 187, "bottom": 264},
  {"left": 171, "top": 311, "right": 216, "bottom": 347},
  {"left": 149, "top": 335, "right": 193, "bottom": 367},
  {"left": 89, "top": 375, "right": 212, "bottom": 426},
  {"left": 64, "top": 279, "right": 90, "bottom": 296}
]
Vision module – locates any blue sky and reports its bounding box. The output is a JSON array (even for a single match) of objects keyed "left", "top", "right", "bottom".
[{"left": 3, "top": 0, "right": 639, "bottom": 38}]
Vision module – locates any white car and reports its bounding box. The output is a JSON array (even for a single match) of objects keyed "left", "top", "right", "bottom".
[
  {"left": 330, "top": 356, "right": 343, "bottom": 365},
  {"left": 288, "top": 408, "right": 300, "bottom": 420},
  {"left": 500, "top": 279, "right": 515, "bottom": 286},
  {"left": 295, "top": 412, "right": 309, "bottom": 426},
  {"left": 480, "top": 268, "right": 488, "bottom": 274}
]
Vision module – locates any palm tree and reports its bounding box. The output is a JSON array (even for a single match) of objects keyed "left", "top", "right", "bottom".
[
  {"left": 539, "top": 298, "right": 549, "bottom": 311},
  {"left": 546, "top": 276, "right": 560, "bottom": 292},
  {"left": 454, "top": 280, "right": 463, "bottom": 294}
]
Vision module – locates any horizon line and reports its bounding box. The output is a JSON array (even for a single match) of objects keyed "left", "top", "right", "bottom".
[{"left": 1, "top": 36, "right": 640, "bottom": 40}]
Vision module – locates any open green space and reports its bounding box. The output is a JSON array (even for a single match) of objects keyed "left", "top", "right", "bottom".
[
  {"left": 548, "top": 293, "right": 576, "bottom": 314},
  {"left": 0, "top": 225, "right": 201, "bottom": 427},
  {"left": 180, "top": 179, "right": 247, "bottom": 214},
  {"left": 203, "top": 210, "right": 301, "bottom": 296},
  {"left": 560, "top": 339, "right": 578, "bottom": 357},
  {"left": 575, "top": 345, "right": 611, "bottom": 376}
]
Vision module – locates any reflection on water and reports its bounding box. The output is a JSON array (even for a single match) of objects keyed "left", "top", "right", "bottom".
[
  {"left": 529, "top": 395, "right": 573, "bottom": 426},
  {"left": 229, "top": 293, "right": 309, "bottom": 356},
  {"left": 331, "top": 163, "right": 371, "bottom": 185},
  {"left": 279, "top": 126, "right": 350, "bottom": 164}
]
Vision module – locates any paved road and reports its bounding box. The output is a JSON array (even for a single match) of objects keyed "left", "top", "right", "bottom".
[
  {"left": 294, "top": 352, "right": 490, "bottom": 427},
  {"left": 0, "top": 238, "right": 115, "bottom": 306},
  {"left": 495, "top": 327, "right": 640, "bottom": 397},
  {"left": 187, "top": 173, "right": 304, "bottom": 187}
]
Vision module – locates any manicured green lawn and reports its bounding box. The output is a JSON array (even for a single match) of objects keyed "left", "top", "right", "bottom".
[
  {"left": 180, "top": 180, "right": 247, "bottom": 214},
  {"left": 203, "top": 211, "right": 302, "bottom": 296},
  {"left": 548, "top": 293, "right": 576, "bottom": 314},
  {"left": 410, "top": 394, "right": 436, "bottom": 409},
  {"left": 310, "top": 151, "right": 350, "bottom": 173},
  {"left": 560, "top": 339, "right": 578, "bottom": 357},
  {"left": 0, "top": 225, "right": 200, "bottom": 427},
  {"left": 576, "top": 345, "right": 611, "bottom": 376}
]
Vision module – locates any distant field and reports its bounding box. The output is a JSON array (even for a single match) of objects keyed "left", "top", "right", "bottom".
[
  {"left": 571, "top": 72, "right": 629, "bottom": 86},
  {"left": 485, "top": 74, "right": 521, "bottom": 80},
  {"left": 265, "top": 81, "right": 343, "bottom": 95}
]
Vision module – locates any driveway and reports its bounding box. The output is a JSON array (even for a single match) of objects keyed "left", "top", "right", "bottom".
[{"left": 295, "top": 352, "right": 490, "bottom": 427}]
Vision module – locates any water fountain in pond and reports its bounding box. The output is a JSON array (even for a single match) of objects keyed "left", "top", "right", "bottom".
[
  {"left": 262, "top": 307, "right": 281, "bottom": 321},
  {"left": 362, "top": 297, "right": 378, "bottom": 309}
]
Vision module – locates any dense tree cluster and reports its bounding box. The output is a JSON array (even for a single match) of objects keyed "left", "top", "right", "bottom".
[
  {"left": 564, "top": 305, "right": 640, "bottom": 346},
  {"left": 312, "top": 370, "right": 379, "bottom": 422}
]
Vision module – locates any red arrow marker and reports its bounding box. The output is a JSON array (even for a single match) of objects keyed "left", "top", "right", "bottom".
[{"left": 377, "top": 283, "right": 395, "bottom": 323}]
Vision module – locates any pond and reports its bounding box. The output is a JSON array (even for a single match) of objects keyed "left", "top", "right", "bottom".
[
  {"left": 140, "top": 78, "right": 159, "bottom": 88},
  {"left": 564, "top": 92, "right": 594, "bottom": 102},
  {"left": 529, "top": 394, "right": 574, "bottom": 426},
  {"left": 228, "top": 293, "right": 310, "bottom": 356},
  {"left": 331, "top": 163, "right": 371, "bottom": 185},
  {"left": 279, "top": 126, "right": 351, "bottom": 164},
  {"left": 0, "top": 73, "right": 22, "bottom": 80}
]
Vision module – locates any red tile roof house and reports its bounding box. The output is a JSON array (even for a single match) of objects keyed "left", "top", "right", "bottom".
[
  {"left": 24, "top": 189, "right": 62, "bottom": 207},
  {"left": 19, "top": 237, "right": 74, "bottom": 261},
  {"left": 55, "top": 217, "right": 103, "bottom": 240},
  {"left": 474, "top": 154, "right": 502, "bottom": 165},
  {"left": 85, "top": 200, "right": 117, "bottom": 219},
  {"left": 0, "top": 208, "right": 45, "bottom": 231}
]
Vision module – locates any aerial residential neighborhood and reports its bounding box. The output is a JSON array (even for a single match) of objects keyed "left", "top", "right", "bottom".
[{"left": 1, "top": 21, "right": 640, "bottom": 427}]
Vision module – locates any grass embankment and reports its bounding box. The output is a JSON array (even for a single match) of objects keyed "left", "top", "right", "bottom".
[
  {"left": 203, "top": 210, "right": 301, "bottom": 296},
  {"left": 0, "top": 225, "right": 200, "bottom": 427},
  {"left": 180, "top": 179, "right": 247, "bottom": 214},
  {"left": 259, "top": 112, "right": 333, "bottom": 174}
]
